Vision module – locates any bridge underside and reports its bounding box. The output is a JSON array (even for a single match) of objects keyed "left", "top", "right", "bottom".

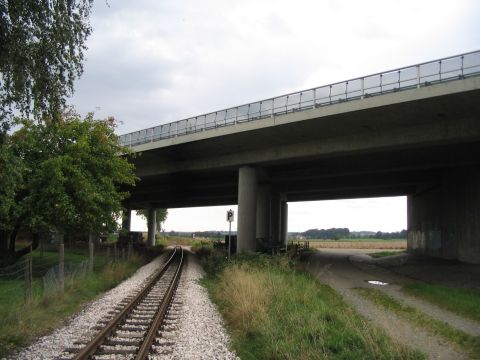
[{"left": 125, "top": 78, "right": 480, "bottom": 263}]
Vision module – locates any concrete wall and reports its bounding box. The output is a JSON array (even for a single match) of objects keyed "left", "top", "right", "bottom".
[{"left": 408, "top": 166, "right": 480, "bottom": 264}]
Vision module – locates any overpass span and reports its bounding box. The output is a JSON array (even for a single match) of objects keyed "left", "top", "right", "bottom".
[{"left": 121, "top": 51, "right": 480, "bottom": 263}]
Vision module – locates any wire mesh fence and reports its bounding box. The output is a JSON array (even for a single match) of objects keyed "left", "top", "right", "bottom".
[
  {"left": 0, "top": 257, "right": 29, "bottom": 303},
  {"left": 0, "top": 240, "right": 132, "bottom": 307},
  {"left": 42, "top": 260, "right": 88, "bottom": 297}
]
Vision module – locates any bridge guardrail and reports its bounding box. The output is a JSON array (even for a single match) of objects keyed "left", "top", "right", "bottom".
[{"left": 119, "top": 50, "right": 480, "bottom": 148}]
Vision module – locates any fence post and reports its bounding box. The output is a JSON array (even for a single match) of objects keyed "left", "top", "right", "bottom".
[
  {"left": 24, "top": 248, "right": 32, "bottom": 305},
  {"left": 88, "top": 233, "right": 94, "bottom": 273},
  {"left": 59, "top": 243, "right": 64, "bottom": 294}
]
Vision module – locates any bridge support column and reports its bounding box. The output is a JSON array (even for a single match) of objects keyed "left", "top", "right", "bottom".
[
  {"left": 147, "top": 208, "right": 157, "bottom": 247},
  {"left": 256, "top": 185, "right": 271, "bottom": 243},
  {"left": 237, "top": 167, "right": 258, "bottom": 252},
  {"left": 270, "top": 193, "right": 281, "bottom": 245},
  {"left": 408, "top": 166, "right": 480, "bottom": 264},
  {"left": 122, "top": 207, "right": 131, "bottom": 232},
  {"left": 280, "top": 201, "right": 288, "bottom": 247}
]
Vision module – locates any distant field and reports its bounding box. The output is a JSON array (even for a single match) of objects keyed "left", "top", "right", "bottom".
[{"left": 307, "top": 239, "right": 407, "bottom": 249}]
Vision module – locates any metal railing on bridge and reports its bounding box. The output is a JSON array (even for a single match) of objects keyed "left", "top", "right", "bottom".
[{"left": 119, "top": 50, "right": 480, "bottom": 148}]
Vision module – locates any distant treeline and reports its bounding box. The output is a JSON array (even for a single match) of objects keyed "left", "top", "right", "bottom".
[
  {"left": 165, "top": 230, "right": 228, "bottom": 238},
  {"left": 303, "top": 228, "right": 350, "bottom": 240},
  {"left": 165, "top": 228, "right": 407, "bottom": 240},
  {"left": 299, "top": 228, "right": 407, "bottom": 240}
]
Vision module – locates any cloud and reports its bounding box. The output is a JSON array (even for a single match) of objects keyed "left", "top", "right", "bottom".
[{"left": 70, "top": 0, "right": 480, "bottom": 134}]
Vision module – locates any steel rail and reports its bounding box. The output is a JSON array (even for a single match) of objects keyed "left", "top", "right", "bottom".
[
  {"left": 136, "top": 246, "right": 184, "bottom": 359},
  {"left": 72, "top": 247, "right": 179, "bottom": 360}
]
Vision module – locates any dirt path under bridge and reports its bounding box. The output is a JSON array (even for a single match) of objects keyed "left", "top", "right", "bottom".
[{"left": 302, "top": 249, "right": 480, "bottom": 359}]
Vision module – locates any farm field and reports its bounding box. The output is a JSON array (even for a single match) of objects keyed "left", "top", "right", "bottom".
[{"left": 307, "top": 239, "right": 406, "bottom": 249}]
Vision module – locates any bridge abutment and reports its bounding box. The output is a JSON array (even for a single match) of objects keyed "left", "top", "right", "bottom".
[{"left": 408, "top": 166, "right": 480, "bottom": 264}]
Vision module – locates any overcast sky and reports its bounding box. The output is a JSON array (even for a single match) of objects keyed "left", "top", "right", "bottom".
[{"left": 70, "top": 0, "right": 480, "bottom": 232}]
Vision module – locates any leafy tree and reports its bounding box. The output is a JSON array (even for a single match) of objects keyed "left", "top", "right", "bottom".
[
  {"left": 137, "top": 209, "right": 168, "bottom": 234},
  {"left": 0, "top": 112, "right": 138, "bottom": 264},
  {"left": 0, "top": 0, "right": 93, "bottom": 131}
]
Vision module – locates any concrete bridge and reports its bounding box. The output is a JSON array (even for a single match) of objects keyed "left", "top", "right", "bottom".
[{"left": 120, "top": 50, "right": 480, "bottom": 263}]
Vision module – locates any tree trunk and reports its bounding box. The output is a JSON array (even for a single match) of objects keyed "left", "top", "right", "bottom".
[
  {"left": 14, "top": 233, "right": 39, "bottom": 260},
  {"left": 0, "top": 230, "right": 12, "bottom": 266}
]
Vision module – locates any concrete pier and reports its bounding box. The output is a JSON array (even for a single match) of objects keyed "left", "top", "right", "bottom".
[
  {"left": 147, "top": 208, "right": 157, "bottom": 247},
  {"left": 270, "top": 193, "right": 281, "bottom": 245},
  {"left": 256, "top": 185, "right": 271, "bottom": 242},
  {"left": 122, "top": 207, "right": 131, "bottom": 232},
  {"left": 280, "top": 201, "right": 288, "bottom": 247},
  {"left": 237, "top": 167, "right": 257, "bottom": 252}
]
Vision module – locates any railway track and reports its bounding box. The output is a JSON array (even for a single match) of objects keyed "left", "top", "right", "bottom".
[{"left": 58, "top": 246, "right": 185, "bottom": 360}]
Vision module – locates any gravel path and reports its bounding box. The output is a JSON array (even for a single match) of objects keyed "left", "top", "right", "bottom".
[
  {"left": 304, "top": 250, "right": 471, "bottom": 359},
  {"left": 340, "top": 289, "right": 468, "bottom": 360},
  {"left": 5, "top": 253, "right": 168, "bottom": 360},
  {"left": 381, "top": 286, "right": 480, "bottom": 338},
  {"left": 153, "top": 254, "right": 239, "bottom": 360}
]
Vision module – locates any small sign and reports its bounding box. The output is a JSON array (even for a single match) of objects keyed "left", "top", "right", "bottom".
[{"left": 226, "top": 209, "right": 234, "bottom": 222}]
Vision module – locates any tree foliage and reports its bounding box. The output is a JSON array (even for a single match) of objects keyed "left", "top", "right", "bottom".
[
  {"left": 300, "top": 228, "right": 407, "bottom": 240},
  {"left": 0, "top": 0, "right": 93, "bottom": 129},
  {"left": 0, "top": 112, "right": 138, "bottom": 264}
]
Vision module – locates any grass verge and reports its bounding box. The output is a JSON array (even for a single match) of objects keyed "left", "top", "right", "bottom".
[
  {"left": 402, "top": 282, "right": 480, "bottom": 322},
  {"left": 369, "top": 251, "right": 405, "bottom": 258},
  {"left": 0, "top": 252, "right": 147, "bottom": 357},
  {"left": 356, "top": 287, "right": 480, "bottom": 359},
  {"left": 199, "top": 250, "right": 424, "bottom": 359}
]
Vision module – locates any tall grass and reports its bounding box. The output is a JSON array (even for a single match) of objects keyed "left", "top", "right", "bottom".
[
  {"left": 201, "top": 252, "right": 424, "bottom": 359},
  {"left": 0, "top": 254, "right": 146, "bottom": 357}
]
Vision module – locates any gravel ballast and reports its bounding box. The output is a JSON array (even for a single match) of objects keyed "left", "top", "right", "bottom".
[
  {"left": 154, "top": 255, "right": 239, "bottom": 360},
  {"left": 6, "top": 250, "right": 239, "bottom": 360},
  {"left": 6, "top": 254, "right": 168, "bottom": 360}
]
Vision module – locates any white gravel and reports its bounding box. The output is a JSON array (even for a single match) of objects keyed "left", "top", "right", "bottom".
[
  {"left": 5, "top": 254, "right": 168, "bottom": 360},
  {"left": 153, "top": 254, "right": 239, "bottom": 360}
]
